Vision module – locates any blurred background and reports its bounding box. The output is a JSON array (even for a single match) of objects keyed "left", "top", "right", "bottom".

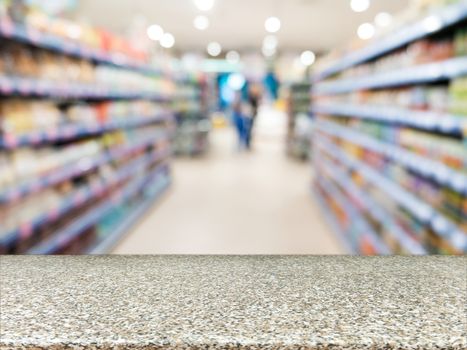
[{"left": 0, "top": 0, "right": 465, "bottom": 255}]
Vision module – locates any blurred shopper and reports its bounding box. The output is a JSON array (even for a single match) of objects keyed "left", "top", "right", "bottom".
[
  {"left": 264, "top": 71, "right": 280, "bottom": 100},
  {"left": 246, "top": 83, "right": 262, "bottom": 149},
  {"left": 232, "top": 92, "right": 246, "bottom": 150}
]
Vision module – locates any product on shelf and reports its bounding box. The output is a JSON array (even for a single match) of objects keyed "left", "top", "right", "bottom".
[
  {"left": 338, "top": 117, "right": 466, "bottom": 172},
  {"left": 449, "top": 76, "right": 467, "bottom": 115},
  {"left": 0, "top": 99, "right": 61, "bottom": 134},
  {"left": 0, "top": 0, "right": 149, "bottom": 63},
  {"left": 317, "top": 75, "right": 467, "bottom": 118},
  {"left": 0, "top": 99, "right": 170, "bottom": 139},
  {"left": 0, "top": 41, "right": 172, "bottom": 94},
  {"left": 10, "top": 140, "right": 100, "bottom": 184}
]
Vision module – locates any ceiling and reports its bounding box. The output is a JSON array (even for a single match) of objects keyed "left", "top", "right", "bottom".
[{"left": 76, "top": 0, "right": 409, "bottom": 53}]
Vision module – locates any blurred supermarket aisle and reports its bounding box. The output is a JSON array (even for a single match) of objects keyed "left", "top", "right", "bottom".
[{"left": 114, "top": 106, "right": 345, "bottom": 254}]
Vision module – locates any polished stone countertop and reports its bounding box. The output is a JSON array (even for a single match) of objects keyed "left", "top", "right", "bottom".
[{"left": 0, "top": 256, "right": 466, "bottom": 350}]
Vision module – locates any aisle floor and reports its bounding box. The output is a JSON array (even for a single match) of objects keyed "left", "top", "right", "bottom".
[{"left": 114, "top": 107, "right": 345, "bottom": 254}]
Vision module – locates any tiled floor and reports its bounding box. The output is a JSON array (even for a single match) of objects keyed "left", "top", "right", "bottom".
[{"left": 114, "top": 107, "right": 345, "bottom": 254}]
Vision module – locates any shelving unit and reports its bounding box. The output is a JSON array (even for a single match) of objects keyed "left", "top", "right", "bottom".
[
  {"left": 313, "top": 57, "right": 467, "bottom": 95},
  {"left": 0, "top": 6, "right": 175, "bottom": 254},
  {"left": 173, "top": 75, "right": 211, "bottom": 156},
  {"left": 285, "top": 82, "right": 312, "bottom": 160},
  {"left": 312, "top": 1, "right": 467, "bottom": 255},
  {"left": 0, "top": 75, "right": 170, "bottom": 100},
  {"left": 312, "top": 103, "right": 466, "bottom": 135}
]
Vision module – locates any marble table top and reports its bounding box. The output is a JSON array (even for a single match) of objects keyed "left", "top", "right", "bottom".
[{"left": 1, "top": 256, "right": 466, "bottom": 349}]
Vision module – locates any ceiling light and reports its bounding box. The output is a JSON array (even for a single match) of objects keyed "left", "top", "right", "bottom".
[
  {"left": 160, "top": 33, "right": 175, "bottom": 48},
  {"left": 226, "top": 50, "right": 240, "bottom": 64},
  {"left": 194, "top": 0, "right": 215, "bottom": 11},
  {"left": 227, "top": 73, "right": 246, "bottom": 91},
  {"left": 262, "top": 45, "right": 276, "bottom": 57},
  {"left": 375, "top": 12, "right": 392, "bottom": 27},
  {"left": 147, "top": 24, "right": 164, "bottom": 41},
  {"left": 300, "top": 50, "right": 316, "bottom": 66},
  {"left": 423, "top": 15, "right": 442, "bottom": 33},
  {"left": 207, "top": 42, "right": 222, "bottom": 56},
  {"left": 357, "top": 22, "right": 375, "bottom": 40},
  {"left": 66, "top": 24, "right": 82, "bottom": 40},
  {"left": 194, "top": 15, "right": 209, "bottom": 30},
  {"left": 350, "top": 0, "right": 370, "bottom": 13},
  {"left": 263, "top": 35, "right": 278, "bottom": 50},
  {"left": 265, "top": 17, "right": 281, "bottom": 33}
]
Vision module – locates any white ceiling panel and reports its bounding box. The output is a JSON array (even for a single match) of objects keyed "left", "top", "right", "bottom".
[{"left": 76, "top": 0, "right": 409, "bottom": 52}]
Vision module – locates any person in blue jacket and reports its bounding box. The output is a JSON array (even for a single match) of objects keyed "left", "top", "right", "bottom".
[
  {"left": 232, "top": 92, "right": 247, "bottom": 150},
  {"left": 264, "top": 71, "right": 279, "bottom": 100}
]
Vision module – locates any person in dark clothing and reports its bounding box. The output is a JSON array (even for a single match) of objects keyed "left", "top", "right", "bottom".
[{"left": 245, "top": 83, "right": 262, "bottom": 149}]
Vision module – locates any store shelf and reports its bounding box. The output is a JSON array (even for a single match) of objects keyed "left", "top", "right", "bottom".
[
  {"left": 88, "top": 176, "right": 171, "bottom": 254},
  {"left": 316, "top": 155, "right": 427, "bottom": 255},
  {"left": 0, "top": 3, "right": 176, "bottom": 256},
  {"left": 27, "top": 163, "right": 169, "bottom": 254},
  {"left": 174, "top": 76, "right": 211, "bottom": 156},
  {"left": 313, "top": 2, "right": 467, "bottom": 81},
  {"left": 312, "top": 103, "right": 466, "bottom": 135},
  {"left": 315, "top": 136, "right": 431, "bottom": 221},
  {"left": 286, "top": 81, "right": 312, "bottom": 160},
  {"left": 315, "top": 175, "right": 391, "bottom": 255},
  {"left": 315, "top": 120, "right": 467, "bottom": 195},
  {"left": 0, "top": 75, "right": 170, "bottom": 101},
  {"left": 0, "top": 132, "right": 168, "bottom": 204},
  {"left": 315, "top": 136, "right": 467, "bottom": 252},
  {"left": 0, "top": 148, "right": 169, "bottom": 250},
  {"left": 0, "top": 16, "right": 161, "bottom": 76},
  {"left": 313, "top": 57, "right": 467, "bottom": 95},
  {"left": 0, "top": 112, "right": 173, "bottom": 150},
  {"left": 312, "top": 187, "right": 357, "bottom": 254},
  {"left": 311, "top": 2, "right": 467, "bottom": 255}
]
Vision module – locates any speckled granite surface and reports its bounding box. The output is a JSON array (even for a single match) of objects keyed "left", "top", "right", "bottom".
[{"left": 0, "top": 256, "right": 466, "bottom": 350}]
